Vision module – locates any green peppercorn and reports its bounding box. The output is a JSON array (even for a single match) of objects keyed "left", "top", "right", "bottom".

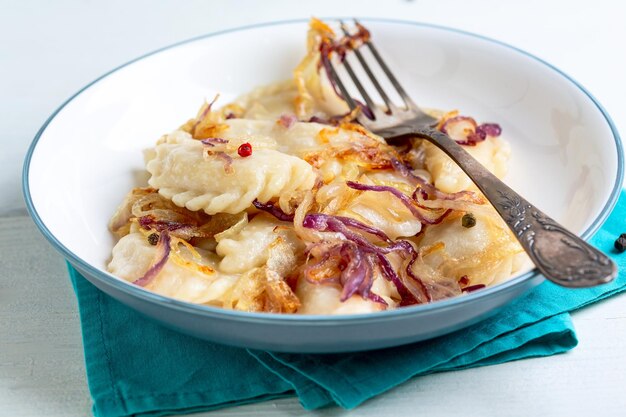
[
  {"left": 614, "top": 233, "right": 626, "bottom": 253},
  {"left": 461, "top": 213, "right": 476, "bottom": 228},
  {"left": 147, "top": 233, "right": 159, "bottom": 246}
]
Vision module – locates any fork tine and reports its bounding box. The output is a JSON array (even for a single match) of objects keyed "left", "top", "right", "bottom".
[
  {"left": 338, "top": 22, "right": 381, "bottom": 119},
  {"left": 327, "top": 59, "right": 357, "bottom": 112},
  {"left": 354, "top": 19, "right": 417, "bottom": 110},
  {"left": 345, "top": 26, "right": 398, "bottom": 113}
]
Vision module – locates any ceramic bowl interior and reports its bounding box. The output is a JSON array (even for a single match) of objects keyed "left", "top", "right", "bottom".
[{"left": 24, "top": 19, "right": 622, "bottom": 352}]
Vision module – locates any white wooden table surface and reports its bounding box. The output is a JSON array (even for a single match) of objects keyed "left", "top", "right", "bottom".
[{"left": 2, "top": 1, "right": 626, "bottom": 416}]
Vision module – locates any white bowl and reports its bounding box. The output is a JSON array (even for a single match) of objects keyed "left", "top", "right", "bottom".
[{"left": 23, "top": 19, "right": 623, "bottom": 352}]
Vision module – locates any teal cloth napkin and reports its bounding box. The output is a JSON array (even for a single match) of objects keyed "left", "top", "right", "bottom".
[{"left": 68, "top": 191, "right": 626, "bottom": 417}]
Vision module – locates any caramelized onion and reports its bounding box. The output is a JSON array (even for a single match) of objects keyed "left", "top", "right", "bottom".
[
  {"left": 302, "top": 212, "right": 429, "bottom": 303},
  {"left": 440, "top": 115, "right": 502, "bottom": 146},
  {"left": 215, "top": 151, "right": 234, "bottom": 173},
  {"left": 390, "top": 158, "right": 478, "bottom": 202},
  {"left": 346, "top": 181, "right": 451, "bottom": 225},
  {"left": 192, "top": 95, "right": 220, "bottom": 136}
]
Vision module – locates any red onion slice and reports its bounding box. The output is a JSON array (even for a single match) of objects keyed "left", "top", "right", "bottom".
[
  {"left": 476, "top": 123, "right": 502, "bottom": 137},
  {"left": 346, "top": 181, "right": 450, "bottom": 225},
  {"left": 303, "top": 212, "right": 430, "bottom": 303},
  {"left": 199, "top": 138, "right": 233, "bottom": 172},
  {"left": 200, "top": 137, "right": 229, "bottom": 147},
  {"left": 308, "top": 115, "right": 329, "bottom": 124},
  {"left": 139, "top": 216, "right": 190, "bottom": 232},
  {"left": 192, "top": 95, "right": 219, "bottom": 133},
  {"left": 134, "top": 231, "right": 171, "bottom": 287},
  {"left": 253, "top": 199, "right": 295, "bottom": 222},
  {"left": 374, "top": 252, "right": 421, "bottom": 306},
  {"left": 215, "top": 151, "right": 233, "bottom": 173},
  {"left": 440, "top": 115, "right": 501, "bottom": 146},
  {"left": 390, "top": 158, "right": 477, "bottom": 202},
  {"left": 346, "top": 181, "right": 424, "bottom": 220},
  {"left": 278, "top": 114, "right": 297, "bottom": 128},
  {"left": 339, "top": 242, "right": 370, "bottom": 301},
  {"left": 305, "top": 213, "right": 392, "bottom": 243},
  {"left": 462, "top": 284, "right": 486, "bottom": 293},
  {"left": 354, "top": 99, "right": 375, "bottom": 120},
  {"left": 440, "top": 116, "right": 477, "bottom": 139},
  {"left": 303, "top": 241, "right": 386, "bottom": 305}
]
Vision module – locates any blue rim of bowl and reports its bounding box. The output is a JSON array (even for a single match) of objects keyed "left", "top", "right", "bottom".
[{"left": 23, "top": 17, "right": 624, "bottom": 325}]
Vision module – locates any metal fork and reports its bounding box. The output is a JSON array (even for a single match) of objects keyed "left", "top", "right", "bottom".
[{"left": 327, "top": 20, "right": 616, "bottom": 288}]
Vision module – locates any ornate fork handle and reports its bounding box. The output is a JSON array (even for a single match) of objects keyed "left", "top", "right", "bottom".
[{"left": 412, "top": 126, "right": 617, "bottom": 287}]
